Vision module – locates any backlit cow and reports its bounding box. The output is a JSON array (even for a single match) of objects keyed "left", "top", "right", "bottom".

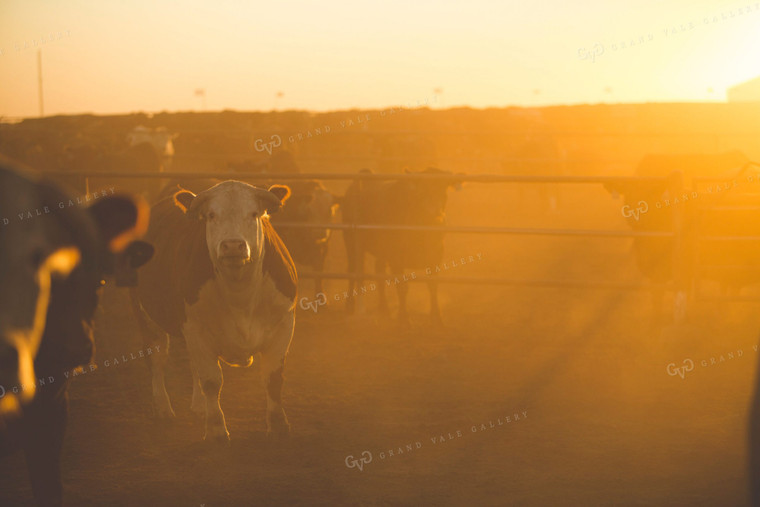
[
  {"left": 507, "top": 131, "right": 565, "bottom": 213},
  {"left": 604, "top": 151, "right": 757, "bottom": 321},
  {"left": 0, "top": 158, "right": 152, "bottom": 506},
  {"left": 130, "top": 181, "right": 296, "bottom": 442},
  {"left": 127, "top": 126, "right": 178, "bottom": 171},
  {"left": 269, "top": 180, "right": 339, "bottom": 296},
  {"left": 341, "top": 168, "right": 461, "bottom": 323}
]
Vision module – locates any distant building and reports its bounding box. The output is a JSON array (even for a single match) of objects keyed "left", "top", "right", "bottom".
[{"left": 728, "top": 77, "right": 760, "bottom": 102}]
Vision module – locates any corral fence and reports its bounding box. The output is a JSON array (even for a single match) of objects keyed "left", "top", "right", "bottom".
[
  {"left": 47, "top": 170, "right": 683, "bottom": 278},
  {"left": 689, "top": 164, "right": 760, "bottom": 302},
  {"left": 8, "top": 116, "right": 760, "bottom": 315},
  {"left": 38, "top": 166, "right": 760, "bottom": 318}
]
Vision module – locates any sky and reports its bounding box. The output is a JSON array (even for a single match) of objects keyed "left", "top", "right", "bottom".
[{"left": 0, "top": 0, "right": 759, "bottom": 117}]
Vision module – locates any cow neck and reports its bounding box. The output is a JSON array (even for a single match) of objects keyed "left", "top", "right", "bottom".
[{"left": 213, "top": 254, "right": 265, "bottom": 309}]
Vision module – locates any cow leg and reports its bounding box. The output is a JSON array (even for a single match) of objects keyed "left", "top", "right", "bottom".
[
  {"left": 21, "top": 390, "right": 67, "bottom": 507},
  {"left": 390, "top": 262, "right": 410, "bottom": 323},
  {"left": 352, "top": 249, "right": 367, "bottom": 314},
  {"left": 197, "top": 358, "right": 228, "bottom": 443},
  {"left": 314, "top": 276, "right": 324, "bottom": 297},
  {"left": 375, "top": 257, "right": 390, "bottom": 315},
  {"left": 129, "top": 289, "right": 175, "bottom": 418},
  {"left": 314, "top": 245, "right": 327, "bottom": 297},
  {"left": 185, "top": 325, "right": 228, "bottom": 443},
  {"left": 190, "top": 367, "right": 204, "bottom": 416},
  {"left": 200, "top": 362, "right": 228, "bottom": 443},
  {"left": 149, "top": 333, "right": 175, "bottom": 419},
  {"left": 428, "top": 277, "right": 442, "bottom": 324},
  {"left": 260, "top": 313, "right": 294, "bottom": 438},
  {"left": 345, "top": 232, "right": 358, "bottom": 314}
]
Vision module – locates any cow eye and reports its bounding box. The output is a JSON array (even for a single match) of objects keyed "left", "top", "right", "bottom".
[
  {"left": 207, "top": 211, "right": 215, "bottom": 220},
  {"left": 251, "top": 211, "right": 258, "bottom": 218}
]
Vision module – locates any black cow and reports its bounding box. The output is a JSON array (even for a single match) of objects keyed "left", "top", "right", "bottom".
[
  {"left": 269, "top": 180, "right": 339, "bottom": 296},
  {"left": 604, "top": 151, "right": 756, "bottom": 321},
  {"left": 341, "top": 167, "right": 461, "bottom": 323},
  {"left": 0, "top": 158, "right": 152, "bottom": 506}
]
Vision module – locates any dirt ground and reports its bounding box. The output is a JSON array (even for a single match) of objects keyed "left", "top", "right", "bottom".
[{"left": 1, "top": 182, "right": 758, "bottom": 506}]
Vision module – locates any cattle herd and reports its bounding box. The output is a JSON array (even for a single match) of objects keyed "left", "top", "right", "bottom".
[{"left": 3, "top": 127, "right": 760, "bottom": 504}]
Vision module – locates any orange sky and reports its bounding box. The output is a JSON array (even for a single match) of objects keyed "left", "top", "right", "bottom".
[{"left": 1, "top": 0, "right": 759, "bottom": 117}]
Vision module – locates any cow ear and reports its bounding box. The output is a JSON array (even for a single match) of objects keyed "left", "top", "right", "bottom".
[
  {"left": 113, "top": 240, "right": 154, "bottom": 286},
  {"left": 268, "top": 184, "right": 291, "bottom": 204},
  {"left": 173, "top": 190, "right": 196, "bottom": 214},
  {"left": 87, "top": 195, "right": 150, "bottom": 253},
  {"left": 178, "top": 189, "right": 212, "bottom": 220},
  {"left": 258, "top": 185, "right": 290, "bottom": 214}
]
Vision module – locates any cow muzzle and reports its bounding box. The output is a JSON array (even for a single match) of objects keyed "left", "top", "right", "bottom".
[{"left": 217, "top": 239, "right": 251, "bottom": 267}]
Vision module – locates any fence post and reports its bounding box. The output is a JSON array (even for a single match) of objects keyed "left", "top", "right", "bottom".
[
  {"left": 348, "top": 175, "right": 363, "bottom": 314},
  {"left": 670, "top": 171, "right": 688, "bottom": 323}
]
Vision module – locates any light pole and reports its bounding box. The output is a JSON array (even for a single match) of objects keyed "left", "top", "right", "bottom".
[
  {"left": 194, "top": 88, "right": 206, "bottom": 110},
  {"left": 37, "top": 49, "right": 44, "bottom": 117}
]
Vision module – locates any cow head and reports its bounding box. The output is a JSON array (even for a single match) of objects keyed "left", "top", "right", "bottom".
[
  {"left": 127, "top": 126, "right": 179, "bottom": 157},
  {"left": 401, "top": 167, "right": 463, "bottom": 223},
  {"left": 0, "top": 162, "right": 153, "bottom": 415},
  {"left": 603, "top": 175, "right": 679, "bottom": 229},
  {"left": 280, "top": 181, "right": 339, "bottom": 243},
  {"left": 175, "top": 181, "right": 290, "bottom": 277}
]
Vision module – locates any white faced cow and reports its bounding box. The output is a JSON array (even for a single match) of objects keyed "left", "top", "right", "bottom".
[
  {"left": 130, "top": 181, "right": 296, "bottom": 443},
  {"left": 127, "top": 125, "right": 178, "bottom": 171}
]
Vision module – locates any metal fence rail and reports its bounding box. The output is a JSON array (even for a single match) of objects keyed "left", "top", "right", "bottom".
[
  {"left": 273, "top": 222, "right": 673, "bottom": 238},
  {"left": 42, "top": 169, "right": 681, "bottom": 292},
  {"left": 51, "top": 170, "right": 668, "bottom": 184},
  {"left": 299, "top": 271, "right": 672, "bottom": 291}
]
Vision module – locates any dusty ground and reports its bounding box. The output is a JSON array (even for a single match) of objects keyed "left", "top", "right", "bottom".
[{"left": 1, "top": 183, "right": 758, "bottom": 506}]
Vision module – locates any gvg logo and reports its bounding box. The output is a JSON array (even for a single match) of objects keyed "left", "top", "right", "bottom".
[
  {"left": 254, "top": 134, "right": 282, "bottom": 155},
  {"left": 345, "top": 451, "right": 372, "bottom": 472},
  {"left": 666, "top": 359, "right": 694, "bottom": 379},
  {"left": 577, "top": 43, "right": 604, "bottom": 62},
  {"left": 299, "top": 293, "right": 327, "bottom": 313},
  {"left": 621, "top": 200, "right": 648, "bottom": 221}
]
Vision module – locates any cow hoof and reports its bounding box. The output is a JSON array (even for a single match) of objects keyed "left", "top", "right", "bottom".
[
  {"left": 155, "top": 406, "right": 176, "bottom": 420},
  {"left": 266, "top": 425, "right": 290, "bottom": 442},
  {"left": 213, "top": 434, "right": 231, "bottom": 446},
  {"left": 267, "top": 411, "right": 290, "bottom": 440},
  {"left": 190, "top": 400, "right": 205, "bottom": 417},
  {"left": 204, "top": 427, "right": 230, "bottom": 445}
]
